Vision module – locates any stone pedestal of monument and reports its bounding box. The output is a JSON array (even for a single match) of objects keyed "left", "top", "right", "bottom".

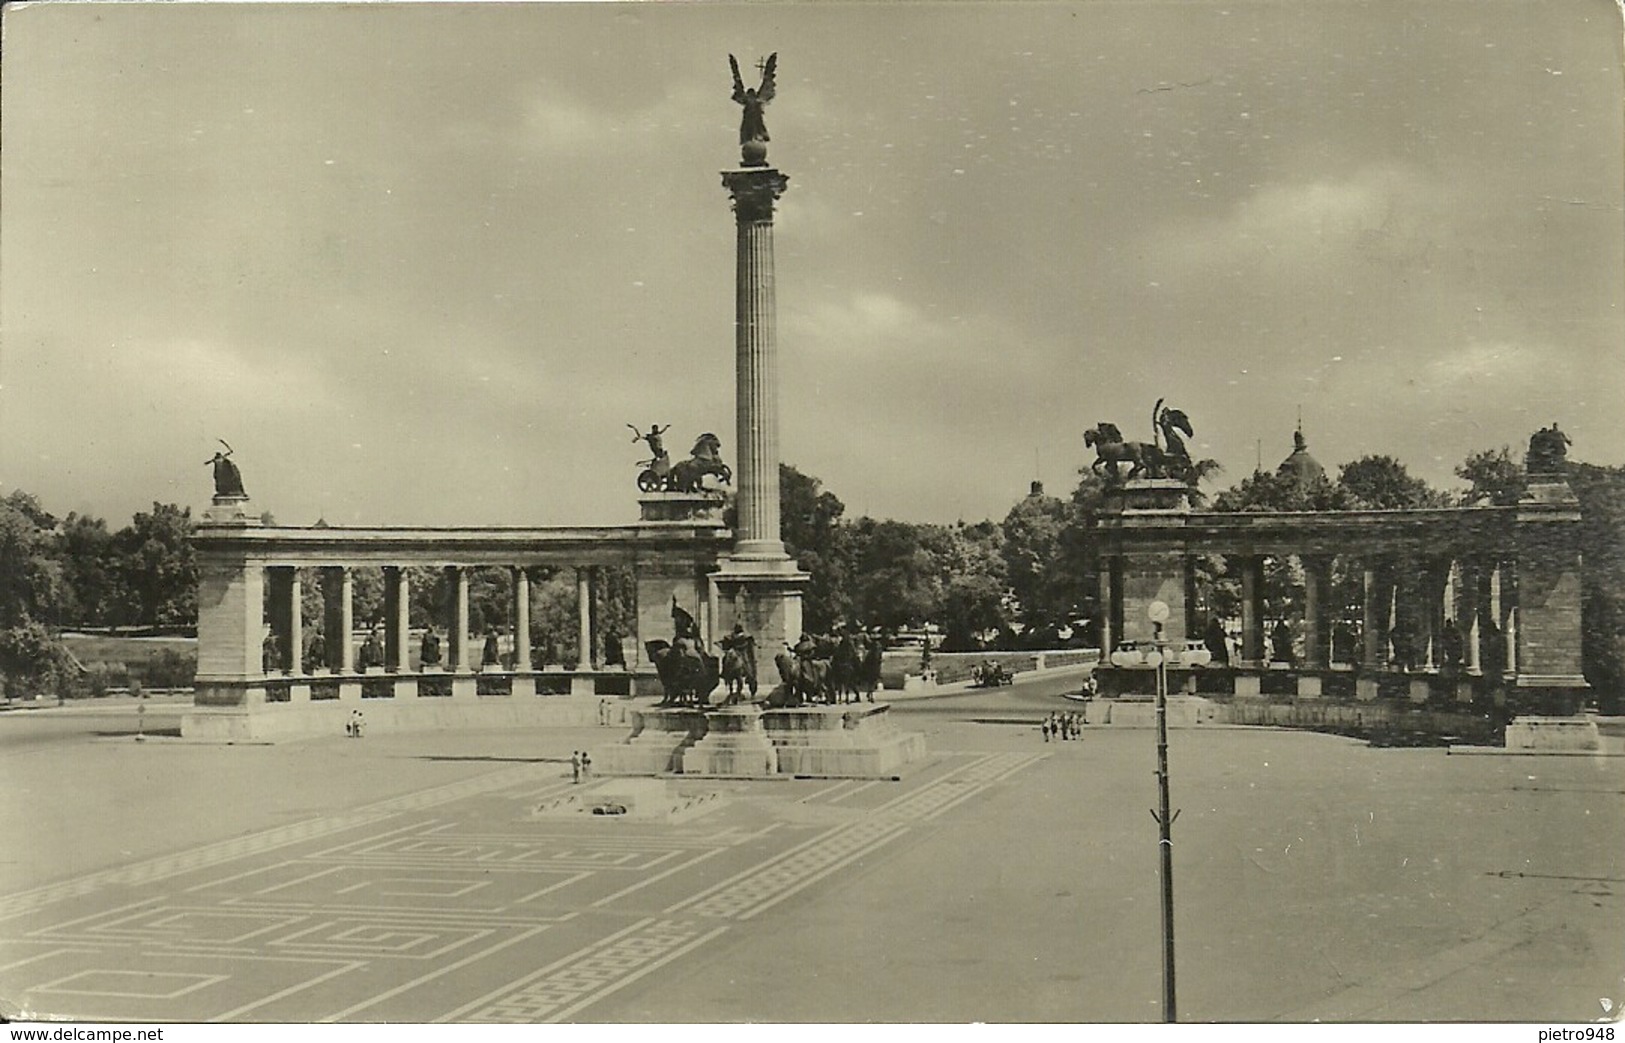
[
  {"left": 765, "top": 703, "right": 927, "bottom": 777},
  {"left": 593, "top": 707, "right": 709, "bottom": 775},
  {"left": 680, "top": 706, "right": 778, "bottom": 777},
  {"left": 593, "top": 701, "right": 926, "bottom": 778}
]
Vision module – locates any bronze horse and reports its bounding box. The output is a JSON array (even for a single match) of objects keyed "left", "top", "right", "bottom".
[
  {"left": 1085, "top": 422, "right": 1156, "bottom": 483},
  {"left": 646, "top": 639, "right": 718, "bottom": 707}
]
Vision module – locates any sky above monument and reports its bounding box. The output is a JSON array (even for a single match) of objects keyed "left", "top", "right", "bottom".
[{"left": 2, "top": 1, "right": 1621, "bottom": 528}]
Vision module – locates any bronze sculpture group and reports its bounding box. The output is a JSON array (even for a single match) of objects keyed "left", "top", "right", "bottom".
[
  {"left": 1085, "top": 399, "right": 1196, "bottom": 485},
  {"left": 1527, "top": 422, "right": 1572, "bottom": 474},
  {"left": 630, "top": 425, "right": 733, "bottom": 493},
  {"left": 645, "top": 602, "right": 882, "bottom": 710},
  {"left": 773, "top": 628, "right": 882, "bottom": 707}
]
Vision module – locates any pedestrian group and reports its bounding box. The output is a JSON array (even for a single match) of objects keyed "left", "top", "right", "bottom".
[{"left": 1041, "top": 711, "right": 1081, "bottom": 742}]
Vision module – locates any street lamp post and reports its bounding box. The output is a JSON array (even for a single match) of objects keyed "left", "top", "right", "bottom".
[
  {"left": 1112, "top": 601, "right": 1209, "bottom": 1024},
  {"left": 1146, "top": 603, "right": 1177, "bottom": 1023}
]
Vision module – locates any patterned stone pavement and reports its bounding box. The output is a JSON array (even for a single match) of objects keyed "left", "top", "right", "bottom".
[{"left": 0, "top": 747, "right": 1043, "bottom": 1023}]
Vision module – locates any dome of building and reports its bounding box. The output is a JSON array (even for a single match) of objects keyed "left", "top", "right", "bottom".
[{"left": 1276, "top": 427, "right": 1325, "bottom": 488}]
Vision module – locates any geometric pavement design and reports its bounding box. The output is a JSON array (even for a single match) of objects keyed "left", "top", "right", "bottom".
[{"left": 1, "top": 751, "right": 1043, "bottom": 1023}]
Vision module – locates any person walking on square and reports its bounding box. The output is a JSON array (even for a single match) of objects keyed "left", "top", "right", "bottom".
[
  {"left": 571, "top": 751, "right": 582, "bottom": 784},
  {"left": 581, "top": 751, "right": 592, "bottom": 780},
  {"left": 1041, "top": 716, "right": 1051, "bottom": 742}
]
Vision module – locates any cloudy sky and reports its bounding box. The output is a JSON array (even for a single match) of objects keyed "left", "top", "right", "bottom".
[{"left": 2, "top": 1, "right": 1621, "bottom": 528}]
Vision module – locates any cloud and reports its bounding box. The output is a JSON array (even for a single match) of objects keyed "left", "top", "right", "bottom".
[{"left": 1144, "top": 162, "right": 1442, "bottom": 279}]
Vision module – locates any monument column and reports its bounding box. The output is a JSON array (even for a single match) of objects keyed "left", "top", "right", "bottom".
[
  {"left": 722, "top": 167, "right": 791, "bottom": 562},
  {"left": 711, "top": 163, "right": 808, "bottom": 651}
]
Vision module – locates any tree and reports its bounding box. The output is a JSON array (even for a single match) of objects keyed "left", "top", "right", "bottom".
[
  {"left": 1336, "top": 455, "right": 1451, "bottom": 510},
  {"left": 0, "top": 491, "right": 74, "bottom": 699},
  {"left": 1456, "top": 446, "right": 1525, "bottom": 506},
  {"left": 941, "top": 572, "right": 1009, "bottom": 651},
  {"left": 1002, "top": 490, "right": 1070, "bottom": 631},
  {"left": 850, "top": 518, "right": 943, "bottom": 631},
  {"left": 1566, "top": 462, "right": 1625, "bottom": 713},
  {"left": 56, "top": 513, "right": 122, "bottom": 625},
  {"left": 779, "top": 464, "right": 855, "bottom": 631},
  {"left": 0, "top": 492, "right": 68, "bottom": 628},
  {"left": 113, "top": 503, "right": 196, "bottom": 626}
]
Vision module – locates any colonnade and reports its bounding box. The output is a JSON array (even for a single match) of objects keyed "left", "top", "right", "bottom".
[
  {"left": 261, "top": 564, "right": 608, "bottom": 677},
  {"left": 1221, "top": 553, "right": 1518, "bottom": 677}
]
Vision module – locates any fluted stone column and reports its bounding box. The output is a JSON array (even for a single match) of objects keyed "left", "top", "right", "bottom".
[
  {"left": 722, "top": 167, "right": 791, "bottom": 562},
  {"left": 513, "top": 567, "right": 531, "bottom": 671},
  {"left": 712, "top": 164, "right": 808, "bottom": 654},
  {"left": 577, "top": 567, "right": 592, "bottom": 670}
]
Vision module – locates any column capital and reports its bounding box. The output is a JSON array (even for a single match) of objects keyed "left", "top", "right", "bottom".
[{"left": 722, "top": 168, "right": 790, "bottom": 222}]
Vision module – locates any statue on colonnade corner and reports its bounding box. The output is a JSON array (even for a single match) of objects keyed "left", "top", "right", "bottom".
[
  {"left": 1084, "top": 400, "right": 1197, "bottom": 485},
  {"left": 1527, "top": 422, "right": 1572, "bottom": 474},
  {"left": 632, "top": 426, "right": 732, "bottom": 493},
  {"left": 729, "top": 53, "right": 777, "bottom": 167},
  {"left": 205, "top": 439, "right": 246, "bottom": 498}
]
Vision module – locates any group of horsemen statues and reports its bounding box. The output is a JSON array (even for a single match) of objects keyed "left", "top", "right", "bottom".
[{"left": 646, "top": 600, "right": 884, "bottom": 711}]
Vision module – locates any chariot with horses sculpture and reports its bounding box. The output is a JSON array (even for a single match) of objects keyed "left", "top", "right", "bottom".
[
  {"left": 630, "top": 425, "right": 733, "bottom": 494},
  {"left": 1085, "top": 399, "right": 1197, "bottom": 485}
]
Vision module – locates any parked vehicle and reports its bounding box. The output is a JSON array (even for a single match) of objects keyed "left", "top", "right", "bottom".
[{"left": 971, "top": 661, "right": 1013, "bottom": 687}]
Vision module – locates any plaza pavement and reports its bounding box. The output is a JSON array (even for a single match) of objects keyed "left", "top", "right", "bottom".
[{"left": 1, "top": 682, "right": 1622, "bottom": 1024}]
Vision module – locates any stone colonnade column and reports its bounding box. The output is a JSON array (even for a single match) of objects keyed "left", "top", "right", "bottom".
[
  {"left": 513, "top": 567, "right": 531, "bottom": 670},
  {"left": 266, "top": 567, "right": 297, "bottom": 673},
  {"left": 1459, "top": 560, "right": 1482, "bottom": 674},
  {"left": 722, "top": 167, "right": 791, "bottom": 562},
  {"left": 384, "top": 566, "right": 410, "bottom": 672},
  {"left": 1422, "top": 559, "right": 1450, "bottom": 670},
  {"left": 1097, "top": 563, "right": 1115, "bottom": 655},
  {"left": 320, "top": 567, "right": 354, "bottom": 672},
  {"left": 444, "top": 566, "right": 470, "bottom": 671},
  {"left": 577, "top": 567, "right": 592, "bottom": 670},
  {"left": 1239, "top": 556, "right": 1265, "bottom": 666},
  {"left": 1362, "top": 564, "right": 1383, "bottom": 669},
  {"left": 1302, "top": 555, "right": 1331, "bottom": 669},
  {"left": 287, "top": 571, "right": 302, "bottom": 674}
]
